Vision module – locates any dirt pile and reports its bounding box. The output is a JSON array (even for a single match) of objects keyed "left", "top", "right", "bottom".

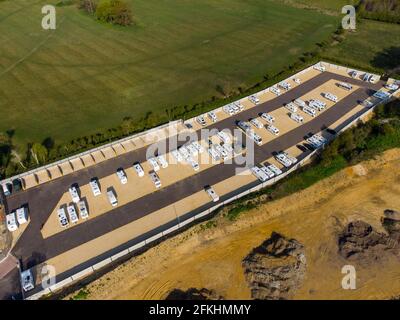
[
  {"left": 242, "top": 232, "right": 306, "bottom": 300},
  {"left": 338, "top": 219, "right": 399, "bottom": 262},
  {"left": 382, "top": 209, "right": 400, "bottom": 241},
  {"left": 165, "top": 288, "right": 224, "bottom": 300}
]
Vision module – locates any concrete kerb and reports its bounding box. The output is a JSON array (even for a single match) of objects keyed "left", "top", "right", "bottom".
[
  {"left": 70, "top": 267, "right": 94, "bottom": 281},
  {"left": 92, "top": 258, "right": 112, "bottom": 271},
  {"left": 127, "top": 241, "right": 146, "bottom": 253}
]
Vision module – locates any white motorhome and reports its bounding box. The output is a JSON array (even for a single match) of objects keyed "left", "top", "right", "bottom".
[
  {"left": 217, "top": 130, "right": 231, "bottom": 144},
  {"left": 157, "top": 154, "right": 169, "bottom": 168},
  {"left": 313, "top": 63, "right": 326, "bottom": 72},
  {"left": 270, "top": 86, "right": 281, "bottom": 96},
  {"left": 337, "top": 82, "right": 353, "bottom": 91},
  {"left": 90, "top": 178, "right": 101, "bottom": 196},
  {"left": 149, "top": 171, "right": 162, "bottom": 188},
  {"left": 196, "top": 115, "right": 207, "bottom": 126},
  {"left": 116, "top": 168, "right": 128, "bottom": 184},
  {"left": 207, "top": 111, "right": 217, "bottom": 122},
  {"left": 248, "top": 131, "right": 263, "bottom": 145},
  {"left": 6, "top": 212, "right": 18, "bottom": 232},
  {"left": 260, "top": 113, "right": 275, "bottom": 124},
  {"left": 275, "top": 153, "right": 292, "bottom": 168},
  {"left": 285, "top": 103, "right": 298, "bottom": 113},
  {"left": 250, "top": 118, "right": 263, "bottom": 129},
  {"left": 69, "top": 185, "right": 80, "bottom": 203},
  {"left": 266, "top": 125, "right": 280, "bottom": 136},
  {"left": 290, "top": 113, "right": 304, "bottom": 123},
  {"left": 133, "top": 163, "right": 145, "bottom": 177},
  {"left": 302, "top": 106, "right": 316, "bottom": 117},
  {"left": 192, "top": 141, "right": 205, "bottom": 153},
  {"left": 260, "top": 165, "right": 275, "bottom": 179},
  {"left": 323, "top": 92, "right": 338, "bottom": 102},
  {"left": 278, "top": 81, "right": 291, "bottom": 91},
  {"left": 171, "top": 150, "right": 183, "bottom": 163},
  {"left": 248, "top": 95, "right": 260, "bottom": 105},
  {"left": 148, "top": 157, "right": 160, "bottom": 171},
  {"left": 251, "top": 166, "right": 268, "bottom": 182},
  {"left": 78, "top": 200, "right": 89, "bottom": 220},
  {"left": 294, "top": 98, "right": 306, "bottom": 108},
  {"left": 208, "top": 146, "right": 221, "bottom": 162},
  {"left": 16, "top": 207, "right": 28, "bottom": 225},
  {"left": 268, "top": 164, "right": 282, "bottom": 175},
  {"left": 187, "top": 157, "right": 200, "bottom": 171}
]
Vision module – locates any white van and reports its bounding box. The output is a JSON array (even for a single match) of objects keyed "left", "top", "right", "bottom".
[
  {"left": 6, "top": 212, "right": 18, "bottom": 232},
  {"left": 217, "top": 130, "right": 231, "bottom": 144},
  {"left": 16, "top": 207, "right": 28, "bottom": 225},
  {"left": 107, "top": 190, "right": 118, "bottom": 207},
  {"left": 20, "top": 270, "right": 35, "bottom": 292}
]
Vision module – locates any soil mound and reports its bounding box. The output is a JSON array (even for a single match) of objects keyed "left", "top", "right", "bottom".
[{"left": 242, "top": 232, "right": 306, "bottom": 300}]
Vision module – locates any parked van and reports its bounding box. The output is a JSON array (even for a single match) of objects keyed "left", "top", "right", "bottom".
[
  {"left": 20, "top": 270, "right": 35, "bottom": 292},
  {"left": 6, "top": 212, "right": 18, "bottom": 232},
  {"left": 302, "top": 106, "right": 316, "bottom": 117},
  {"left": 67, "top": 204, "right": 79, "bottom": 224},
  {"left": 205, "top": 186, "right": 219, "bottom": 202},
  {"left": 78, "top": 200, "right": 89, "bottom": 220}
]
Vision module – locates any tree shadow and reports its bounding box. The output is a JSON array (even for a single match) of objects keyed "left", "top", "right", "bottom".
[{"left": 371, "top": 46, "right": 400, "bottom": 74}]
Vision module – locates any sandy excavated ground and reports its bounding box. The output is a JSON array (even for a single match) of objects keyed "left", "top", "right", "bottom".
[{"left": 66, "top": 149, "right": 400, "bottom": 300}]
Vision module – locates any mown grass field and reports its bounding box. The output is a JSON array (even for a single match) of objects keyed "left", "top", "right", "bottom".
[
  {"left": 0, "top": 0, "right": 339, "bottom": 150},
  {"left": 321, "top": 19, "right": 400, "bottom": 74}
]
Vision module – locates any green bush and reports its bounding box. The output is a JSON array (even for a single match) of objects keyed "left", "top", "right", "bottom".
[{"left": 95, "top": 0, "right": 133, "bottom": 26}]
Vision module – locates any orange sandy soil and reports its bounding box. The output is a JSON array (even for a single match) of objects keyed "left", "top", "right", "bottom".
[{"left": 66, "top": 149, "right": 400, "bottom": 300}]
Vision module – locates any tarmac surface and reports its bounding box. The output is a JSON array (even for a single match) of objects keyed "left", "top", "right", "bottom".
[{"left": 5, "top": 71, "right": 383, "bottom": 274}]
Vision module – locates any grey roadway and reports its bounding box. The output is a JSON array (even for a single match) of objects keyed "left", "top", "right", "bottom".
[{"left": 5, "top": 71, "right": 383, "bottom": 270}]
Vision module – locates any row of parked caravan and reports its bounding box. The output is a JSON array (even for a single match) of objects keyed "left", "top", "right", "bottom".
[
  {"left": 6, "top": 206, "right": 28, "bottom": 232},
  {"left": 251, "top": 163, "right": 283, "bottom": 183}
]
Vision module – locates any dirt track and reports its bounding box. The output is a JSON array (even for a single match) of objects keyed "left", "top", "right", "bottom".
[{"left": 66, "top": 149, "right": 400, "bottom": 300}]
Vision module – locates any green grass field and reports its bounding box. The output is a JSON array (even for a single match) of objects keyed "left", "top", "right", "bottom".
[
  {"left": 0, "top": 0, "right": 339, "bottom": 150},
  {"left": 321, "top": 19, "right": 400, "bottom": 75}
]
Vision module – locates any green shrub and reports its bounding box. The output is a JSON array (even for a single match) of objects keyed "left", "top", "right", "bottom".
[{"left": 95, "top": 0, "right": 133, "bottom": 26}]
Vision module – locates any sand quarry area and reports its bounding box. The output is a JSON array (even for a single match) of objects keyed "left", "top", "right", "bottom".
[{"left": 66, "top": 148, "right": 400, "bottom": 300}]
